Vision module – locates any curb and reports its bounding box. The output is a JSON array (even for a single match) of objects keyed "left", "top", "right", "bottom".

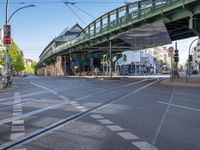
[{"left": 161, "top": 79, "right": 200, "bottom": 88}]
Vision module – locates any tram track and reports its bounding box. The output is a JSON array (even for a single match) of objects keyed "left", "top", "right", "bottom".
[{"left": 0, "top": 79, "right": 159, "bottom": 150}]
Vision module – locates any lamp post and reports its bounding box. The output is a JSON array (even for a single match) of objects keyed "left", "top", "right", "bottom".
[
  {"left": 187, "top": 38, "right": 199, "bottom": 81},
  {"left": 4, "top": 0, "right": 35, "bottom": 86}
]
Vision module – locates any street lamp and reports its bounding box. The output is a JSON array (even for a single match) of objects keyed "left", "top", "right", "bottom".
[
  {"left": 187, "top": 38, "right": 199, "bottom": 81},
  {"left": 4, "top": 0, "right": 35, "bottom": 86},
  {"left": 8, "top": 5, "right": 35, "bottom": 23}
]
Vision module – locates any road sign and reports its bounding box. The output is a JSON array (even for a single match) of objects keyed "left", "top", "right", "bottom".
[
  {"left": 168, "top": 47, "right": 174, "bottom": 53},
  {"left": 112, "top": 56, "right": 117, "bottom": 62},
  {"left": 168, "top": 52, "right": 174, "bottom": 58},
  {"left": 3, "top": 25, "right": 11, "bottom": 45}
]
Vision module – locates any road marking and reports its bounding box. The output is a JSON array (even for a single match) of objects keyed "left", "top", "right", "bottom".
[
  {"left": 0, "top": 101, "right": 69, "bottom": 125},
  {"left": 72, "top": 103, "right": 80, "bottom": 107},
  {"left": 0, "top": 91, "right": 47, "bottom": 102},
  {"left": 158, "top": 101, "right": 200, "bottom": 112},
  {"left": 13, "top": 109, "right": 22, "bottom": 113},
  {"left": 97, "top": 119, "right": 113, "bottom": 125},
  {"left": 13, "top": 148, "right": 27, "bottom": 150},
  {"left": 109, "top": 79, "right": 160, "bottom": 104},
  {"left": 12, "top": 120, "right": 24, "bottom": 126},
  {"left": 80, "top": 108, "right": 88, "bottom": 112},
  {"left": 76, "top": 106, "right": 86, "bottom": 109},
  {"left": 13, "top": 112, "right": 22, "bottom": 116},
  {"left": 117, "top": 132, "right": 139, "bottom": 140},
  {"left": 151, "top": 88, "right": 175, "bottom": 146},
  {"left": 11, "top": 125, "right": 25, "bottom": 132},
  {"left": 30, "top": 82, "right": 58, "bottom": 95},
  {"left": 132, "top": 141, "right": 158, "bottom": 150},
  {"left": 122, "top": 79, "right": 147, "bottom": 87},
  {"left": 10, "top": 92, "right": 27, "bottom": 150},
  {"left": 106, "top": 125, "right": 124, "bottom": 131},
  {"left": 10, "top": 132, "right": 25, "bottom": 140},
  {"left": 58, "top": 95, "right": 70, "bottom": 101},
  {"left": 90, "top": 114, "right": 104, "bottom": 119}
]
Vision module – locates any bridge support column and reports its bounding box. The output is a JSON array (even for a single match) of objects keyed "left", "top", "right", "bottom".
[
  {"left": 44, "top": 65, "right": 47, "bottom": 77},
  {"left": 55, "top": 56, "right": 65, "bottom": 76},
  {"left": 189, "top": 17, "right": 200, "bottom": 37},
  {"left": 109, "top": 41, "right": 112, "bottom": 77}
]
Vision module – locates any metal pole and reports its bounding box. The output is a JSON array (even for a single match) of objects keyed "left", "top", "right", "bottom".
[
  {"left": 175, "top": 42, "right": 178, "bottom": 76},
  {"left": 170, "top": 57, "right": 173, "bottom": 82},
  {"left": 188, "top": 38, "right": 198, "bottom": 79},
  {"left": 109, "top": 41, "right": 112, "bottom": 77},
  {"left": 8, "top": 5, "right": 35, "bottom": 23},
  {"left": 4, "top": 0, "right": 9, "bottom": 86}
]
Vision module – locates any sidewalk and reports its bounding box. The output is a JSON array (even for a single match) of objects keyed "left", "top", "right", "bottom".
[
  {"left": 162, "top": 77, "right": 200, "bottom": 88},
  {"left": 66, "top": 74, "right": 170, "bottom": 79}
]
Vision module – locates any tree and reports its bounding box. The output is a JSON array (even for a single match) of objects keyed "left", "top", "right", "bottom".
[
  {"left": 8, "top": 41, "right": 25, "bottom": 72},
  {"left": 0, "top": 50, "right": 5, "bottom": 65},
  {"left": 31, "top": 61, "right": 37, "bottom": 71}
]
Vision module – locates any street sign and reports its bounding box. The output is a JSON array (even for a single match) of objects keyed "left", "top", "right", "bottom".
[
  {"left": 3, "top": 25, "right": 11, "bottom": 45},
  {"left": 168, "top": 47, "right": 174, "bottom": 53},
  {"left": 168, "top": 52, "right": 174, "bottom": 58},
  {"left": 168, "top": 47, "right": 174, "bottom": 58},
  {"left": 112, "top": 56, "right": 117, "bottom": 62}
]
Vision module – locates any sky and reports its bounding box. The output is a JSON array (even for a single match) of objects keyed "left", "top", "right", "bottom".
[{"left": 0, "top": 0, "right": 198, "bottom": 64}]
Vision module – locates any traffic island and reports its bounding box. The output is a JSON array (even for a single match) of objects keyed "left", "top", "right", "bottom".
[{"left": 162, "top": 78, "right": 200, "bottom": 88}]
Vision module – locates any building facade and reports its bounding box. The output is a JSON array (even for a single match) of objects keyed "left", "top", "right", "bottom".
[{"left": 193, "top": 39, "right": 200, "bottom": 70}]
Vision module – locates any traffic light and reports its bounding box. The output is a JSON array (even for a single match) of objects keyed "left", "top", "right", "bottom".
[
  {"left": 189, "top": 55, "right": 193, "bottom": 62},
  {"left": 174, "top": 49, "right": 179, "bottom": 62}
]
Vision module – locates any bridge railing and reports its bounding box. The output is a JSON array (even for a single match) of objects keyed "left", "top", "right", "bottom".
[{"left": 40, "top": 0, "right": 180, "bottom": 62}]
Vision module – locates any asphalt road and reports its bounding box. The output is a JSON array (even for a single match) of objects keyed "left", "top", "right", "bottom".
[{"left": 0, "top": 76, "right": 199, "bottom": 150}]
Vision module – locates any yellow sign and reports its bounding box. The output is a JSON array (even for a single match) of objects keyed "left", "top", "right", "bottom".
[{"left": 101, "top": 61, "right": 107, "bottom": 65}]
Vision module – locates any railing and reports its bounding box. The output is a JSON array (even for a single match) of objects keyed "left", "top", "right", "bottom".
[{"left": 39, "top": 0, "right": 181, "bottom": 63}]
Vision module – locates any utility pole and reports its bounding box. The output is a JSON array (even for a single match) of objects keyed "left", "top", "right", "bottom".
[{"left": 4, "top": 0, "right": 10, "bottom": 86}]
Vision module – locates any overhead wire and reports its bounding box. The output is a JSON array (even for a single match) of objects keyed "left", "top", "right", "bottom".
[
  {"left": 0, "top": 1, "right": 124, "bottom": 5},
  {"left": 61, "top": 0, "right": 87, "bottom": 25},
  {"left": 72, "top": 4, "right": 95, "bottom": 19}
]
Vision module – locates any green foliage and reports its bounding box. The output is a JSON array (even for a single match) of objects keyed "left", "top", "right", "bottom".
[
  {"left": 31, "top": 61, "right": 37, "bottom": 71},
  {"left": 23, "top": 61, "right": 37, "bottom": 74},
  {"left": 0, "top": 50, "right": 5, "bottom": 65},
  {"left": 8, "top": 41, "right": 25, "bottom": 72},
  {"left": 22, "top": 66, "right": 33, "bottom": 73}
]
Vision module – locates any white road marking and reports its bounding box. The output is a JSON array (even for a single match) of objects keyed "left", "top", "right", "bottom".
[
  {"left": 58, "top": 95, "right": 70, "bottom": 101},
  {"left": 158, "top": 101, "right": 200, "bottom": 112},
  {"left": 97, "top": 119, "right": 113, "bottom": 125},
  {"left": 106, "top": 125, "right": 124, "bottom": 131},
  {"left": 13, "top": 112, "right": 22, "bottom": 116},
  {"left": 0, "top": 101, "right": 69, "bottom": 125},
  {"left": 76, "top": 106, "right": 86, "bottom": 109},
  {"left": 11, "top": 125, "right": 25, "bottom": 132},
  {"left": 12, "top": 120, "right": 24, "bottom": 126},
  {"left": 117, "top": 132, "right": 139, "bottom": 140},
  {"left": 13, "top": 148, "right": 27, "bottom": 150},
  {"left": 72, "top": 103, "right": 80, "bottom": 107},
  {"left": 31, "top": 82, "right": 58, "bottom": 95},
  {"left": 132, "top": 141, "right": 158, "bottom": 150},
  {"left": 10, "top": 132, "right": 25, "bottom": 140},
  {"left": 13, "top": 108, "right": 22, "bottom": 112},
  {"left": 90, "top": 114, "right": 104, "bottom": 119},
  {"left": 151, "top": 88, "right": 175, "bottom": 146},
  {"left": 80, "top": 108, "right": 88, "bottom": 112},
  {"left": 122, "top": 79, "right": 147, "bottom": 87}
]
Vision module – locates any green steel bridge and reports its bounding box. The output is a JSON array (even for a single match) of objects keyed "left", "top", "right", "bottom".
[{"left": 38, "top": 0, "right": 200, "bottom": 67}]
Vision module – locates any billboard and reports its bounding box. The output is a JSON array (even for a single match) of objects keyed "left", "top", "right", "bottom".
[{"left": 3, "top": 25, "right": 11, "bottom": 45}]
